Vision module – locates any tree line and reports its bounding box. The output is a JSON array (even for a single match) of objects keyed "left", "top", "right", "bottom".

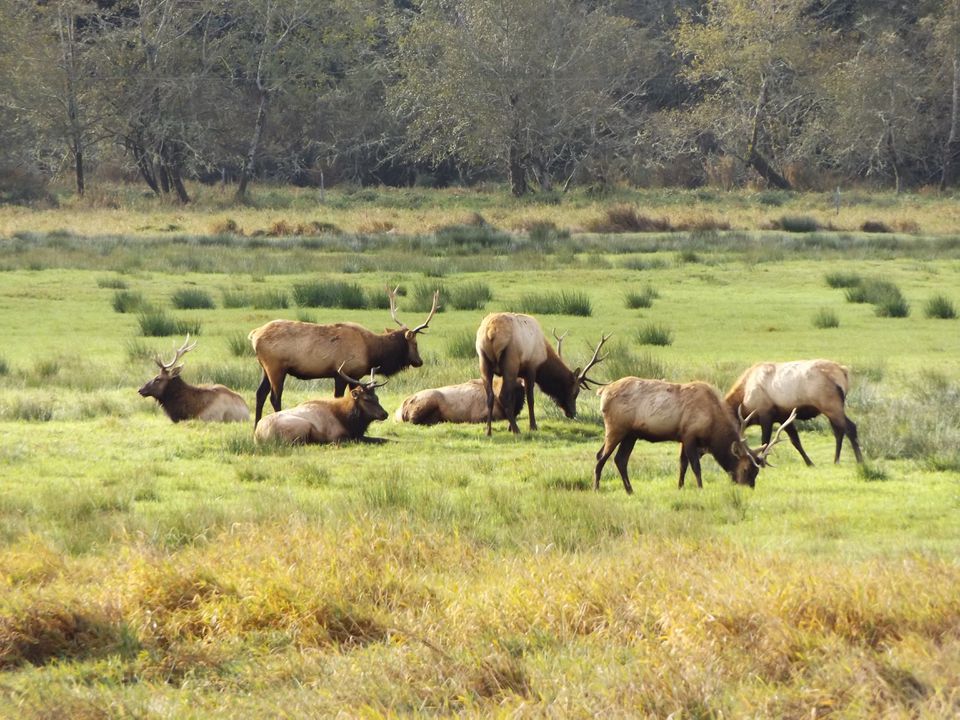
[{"left": 1, "top": 0, "right": 958, "bottom": 201}]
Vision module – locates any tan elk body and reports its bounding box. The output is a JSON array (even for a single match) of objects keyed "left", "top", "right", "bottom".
[
  {"left": 254, "top": 366, "right": 389, "bottom": 444},
  {"left": 249, "top": 287, "right": 439, "bottom": 426},
  {"left": 594, "top": 377, "right": 796, "bottom": 493},
  {"left": 138, "top": 336, "right": 249, "bottom": 423},
  {"left": 725, "top": 359, "right": 862, "bottom": 465},
  {"left": 395, "top": 378, "right": 525, "bottom": 425},
  {"left": 475, "top": 312, "right": 608, "bottom": 435}
]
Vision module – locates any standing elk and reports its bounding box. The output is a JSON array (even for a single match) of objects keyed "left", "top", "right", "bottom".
[
  {"left": 594, "top": 377, "right": 797, "bottom": 493},
  {"left": 249, "top": 286, "right": 439, "bottom": 426},
  {"left": 138, "top": 336, "right": 250, "bottom": 423},
  {"left": 725, "top": 359, "right": 863, "bottom": 465},
  {"left": 254, "top": 365, "right": 389, "bottom": 445},
  {"left": 476, "top": 312, "right": 609, "bottom": 435},
  {"left": 394, "top": 378, "right": 525, "bottom": 425}
]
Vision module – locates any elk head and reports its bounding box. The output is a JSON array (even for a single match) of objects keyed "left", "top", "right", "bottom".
[
  {"left": 138, "top": 336, "right": 196, "bottom": 399},
  {"left": 386, "top": 286, "right": 441, "bottom": 368},
  {"left": 731, "top": 406, "right": 798, "bottom": 487},
  {"left": 558, "top": 332, "right": 611, "bottom": 418},
  {"left": 337, "top": 363, "right": 389, "bottom": 421}
]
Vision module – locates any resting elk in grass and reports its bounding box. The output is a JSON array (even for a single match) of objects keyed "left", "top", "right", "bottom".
[
  {"left": 395, "top": 378, "right": 525, "bottom": 425},
  {"left": 476, "top": 313, "right": 609, "bottom": 435},
  {"left": 594, "top": 377, "right": 797, "bottom": 493},
  {"left": 725, "top": 359, "right": 863, "bottom": 465},
  {"left": 138, "top": 336, "right": 250, "bottom": 423},
  {"left": 249, "top": 286, "right": 439, "bottom": 426},
  {"left": 254, "top": 365, "right": 389, "bottom": 445}
]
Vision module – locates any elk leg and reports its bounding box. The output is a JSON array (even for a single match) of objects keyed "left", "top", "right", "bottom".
[
  {"left": 682, "top": 443, "right": 704, "bottom": 488},
  {"left": 845, "top": 415, "right": 863, "bottom": 463},
  {"left": 254, "top": 372, "right": 271, "bottom": 427},
  {"left": 500, "top": 380, "right": 521, "bottom": 434},
  {"left": 594, "top": 432, "right": 623, "bottom": 490},
  {"left": 333, "top": 376, "right": 347, "bottom": 398},
  {"left": 480, "top": 355, "right": 496, "bottom": 437},
  {"left": 270, "top": 373, "right": 287, "bottom": 412},
  {"left": 613, "top": 436, "right": 636, "bottom": 494},
  {"left": 679, "top": 448, "right": 689, "bottom": 489},
  {"left": 525, "top": 372, "right": 537, "bottom": 431},
  {"left": 785, "top": 424, "right": 815, "bottom": 466},
  {"left": 760, "top": 418, "right": 773, "bottom": 446}
]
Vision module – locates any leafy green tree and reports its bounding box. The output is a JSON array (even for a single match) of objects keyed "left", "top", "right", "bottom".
[{"left": 392, "top": 0, "right": 646, "bottom": 195}]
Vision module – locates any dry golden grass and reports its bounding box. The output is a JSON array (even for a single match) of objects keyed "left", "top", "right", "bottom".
[{"left": 1, "top": 520, "right": 958, "bottom": 717}]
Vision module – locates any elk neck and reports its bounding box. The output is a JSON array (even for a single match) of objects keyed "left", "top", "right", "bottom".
[
  {"left": 339, "top": 395, "right": 376, "bottom": 439},
  {"left": 707, "top": 410, "right": 746, "bottom": 477},
  {"left": 534, "top": 350, "right": 577, "bottom": 405},
  {"left": 156, "top": 376, "right": 203, "bottom": 422},
  {"left": 367, "top": 330, "right": 411, "bottom": 376}
]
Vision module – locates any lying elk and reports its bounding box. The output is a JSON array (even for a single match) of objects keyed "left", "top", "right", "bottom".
[
  {"left": 594, "top": 377, "right": 798, "bottom": 493},
  {"left": 395, "top": 378, "right": 525, "bottom": 425},
  {"left": 138, "top": 336, "right": 250, "bottom": 423},
  {"left": 725, "top": 359, "right": 863, "bottom": 465},
  {"left": 249, "top": 286, "right": 439, "bottom": 426},
  {"left": 476, "top": 312, "right": 609, "bottom": 435},
  {"left": 254, "top": 365, "right": 388, "bottom": 445}
]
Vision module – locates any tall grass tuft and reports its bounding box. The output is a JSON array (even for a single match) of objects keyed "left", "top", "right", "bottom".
[
  {"left": 516, "top": 291, "right": 592, "bottom": 316},
  {"left": 874, "top": 295, "right": 910, "bottom": 318},
  {"left": 844, "top": 278, "right": 903, "bottom": 305},
  {"left": 138, "top": 310, "right": 202, "bottom": 337},
  {"left": 292, "top": 280, "right": 367, "bottom": 309},
  {"left": 825, "top": 271, "right": 863, "bottom": 288},
  {"left": 635, "top": 323, "right": 673, "bottom": 346},
  {"left": 446, "top": 330, "right": 477, "bottom": 359},
  {"left": 96, "top": 276, "right": 128, "bottom": 289},
  {"left": 0, "top": 356, "right": 8, "bottom": 376},
  {"left": 112, "top": 290, "right": 146, "bottom": 314},
  {"left": 125, "top": 339, "right": 154, "bottom": 363},
  {"left": 813, "top": 308, "right": 840, "bottom": 329},
  {"left": 775, "top": 215, "right": 820, "bottom": 232},
  {"left": 221, "top": 289, "right": 250, "bottom": 308},
  {"left": 586, "top": 205, "right": 670, "bottom": 233},
  {"left": 924, "top": 294, "right": 956, "bottom": 319},
  {"left": 227, "top": 332, "right": 255, "bottom": 357},
  {"left": 624, "top": 286, "right": 659, "bottom": 309},
  {"left": 251, "top": 290, "right": 288, "bottom": 310},
  {"left": 448, "top": 281, "right": 493, "bottom": 310},
  {"left": 171, "top": 287, "right": 215, "bottom": 310},
  {"left": 603, "top": 343, "right": 667, "bottom": 380},
  {"left": 409, "top": 282, "right": 446, "bottom": 313}
]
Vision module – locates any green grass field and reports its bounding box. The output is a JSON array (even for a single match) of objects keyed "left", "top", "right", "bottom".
[{"left": 1, "top": 191, "right": 960, "bottom": 717}]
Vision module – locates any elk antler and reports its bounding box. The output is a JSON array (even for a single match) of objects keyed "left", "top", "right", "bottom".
[
  {"left": 757, "top": 407, "right": 799, "bottom": 466},
  {"left": 737, "top": 404, "right": 758, "bottom": 443},
  {"left": 155, "top": 334, "right": 197, "bottom": 372},
  {"left": 386, "top": 285, "right": 406, "bottom": 328},
  {"left": 577, "top": 333, "right": 612, "bottom": 387},
  {"left": 552, "top": 328, "right": 568, "bottom": 359},
  {"left": 410, "top": 290, "right": 441, "bottom": 334},
  {"left": 337, "top": 362, "right": 388, "bottom": 389}
]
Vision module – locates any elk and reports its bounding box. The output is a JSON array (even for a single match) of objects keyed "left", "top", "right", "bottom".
[
  {"left": 594, "top": 377, "right": 798, "bottom": 493},
  {"left": 254, "top": 365, "right": 389, "bottom": 445},
  {"left": 725, "top": 359, "right": 863, "bottom": 465},
  {"left": 138, "top": 336, "right": 250, "bottom": 423},
  {"left": 249, "top": 286, "right": 439, "bottom": 426},
  {"left": 476, "top": 312, "right": 609, "bottom": 435},
  {"left": 395, "top": 378, "right": 525, "bottom": 425}
]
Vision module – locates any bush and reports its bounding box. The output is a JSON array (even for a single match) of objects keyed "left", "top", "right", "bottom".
[
  {"left": 775, "top": 216, "right": 820, "bottom": 232},
  {"left": 624, "top": 286, "right": 659, "bottom": 309},
  {"left": 635, "top": 323, "right": 673, "bottom": 346},
  {"left": 112, "top": 290, "right": 146, "bottom": 314},
  {"left": 924, "top": 294, "right": 957, "bottom": 319},
  {"left": 448, "top": 281, "right": 493, "bottom": 310},
  {"left": 585, "top": 205, "right": 671, "bottom": 233},
  {"left": 844, "top": 278, "right": 905, "bottom": 306},
  {"left": 861, "top": 220, "right": 892, "bottom": 233},
  {"left": 516, "top": 291, "right": 592, "bottom": 316},
  {"left": 171, "top": 287, "right": 215, "bottom": 310},
  {"left": 812, "top": 308, "right": 840, "bottom": 329},
  {"left": 825, "top": 271, "right": 863, "bottom": 289},
  {"left": 292, "top": 281, "right": 367, "bottom": 309},
  {"left": 0, "top": 163, "right": 50, "bottom": 204},
  {"left": 446, "top": 330, "right": 477, "bottom": 359},
  {"left": 874, "top": 295, "right": 910, "bottom": 318}
]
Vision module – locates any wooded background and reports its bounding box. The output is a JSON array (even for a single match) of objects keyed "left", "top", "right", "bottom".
[{"left": 2, "top": 0, "right": 958, "bottom": 201}]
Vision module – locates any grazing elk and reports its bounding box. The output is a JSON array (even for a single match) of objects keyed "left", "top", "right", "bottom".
[
  {"left": 395, "top": 378, "right": 525, "bottom": 425},
  {"left": 476, "top": 312, "right": 609, "bottom": 435},
  {"left": 249, "top": 286, "right": 439, "bottom": 426},
  {"left": 254, "top": 365, "right": 389, "bottom": 445},
  {"left": 138, "top": 336, "right": 250, "bottom": 423},
  {"left": 725, "top": 359, "right": 863, "bottom": 465},
  {"left": 594, "top": 377, "right": 797, "bottom": 493}
]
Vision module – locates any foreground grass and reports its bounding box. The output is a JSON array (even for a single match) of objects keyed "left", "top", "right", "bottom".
[{"left": 1, "top": 209, "right": 959, "bottom": 716}]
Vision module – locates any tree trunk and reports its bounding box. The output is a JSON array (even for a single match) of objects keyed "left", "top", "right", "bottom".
[
  {"left": 887, "top": 127, "right": 903, "bottom": 194},
  {"left": 746, "top": 76, "right": 792, "bottom": 190},
  {"left": 170, "top": 165, "right": 190, "bottom": 204},
  {"left": 130, "top": 140, "right": 160, "bottom": 195},
  {"left": 74, "top": 147, "right": 85, "bottom": 196},
  {"left": 941, "top": 54, "right": 960, "bottom": 189},
  {"left": 157, "top": 162, "right": 171, "bottom": 195},
  {"left": 237, "top": 91, "right": 268, "bottom": 200},
  {"left": 508, "top": 140, "right": 528, "bottom": 196}
]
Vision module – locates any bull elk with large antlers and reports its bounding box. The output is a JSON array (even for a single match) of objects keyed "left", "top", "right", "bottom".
[
  {"left": 249, "top": 286, "right": 439, "bottom": 426},
  {"left": 254, "top": 365, "right": 389, "bottom": 445},
  {"left": 594, "top": 377, "right": 797, "bottom": 493},
  {"left": 725, "top": 359, "right": 863, "bottom": 465},
  {"left": 476, "top": 312, "right": 609, "bottom": 435},
  {"left": 138, "top": 336, "right": 250, "bottom": 423}
]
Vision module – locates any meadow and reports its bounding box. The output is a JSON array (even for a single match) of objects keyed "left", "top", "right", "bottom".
[{"left": 1, "top": 186, "right": 959, "bottom": 718}]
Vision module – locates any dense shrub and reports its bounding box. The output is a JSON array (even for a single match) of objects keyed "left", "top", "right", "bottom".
[
  {"left": 924, "top": 294, "right": 957, "bottom": 319},
  {"left": 586, "top": 205, "right": 671, "bottom": 233},
  {"left": 775, "top": 216, "right": 820, "bottom": 232}
]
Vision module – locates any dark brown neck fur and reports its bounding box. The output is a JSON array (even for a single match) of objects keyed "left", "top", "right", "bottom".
[
  {"left": 535, "top": 350, "right": 577, "bottom": 408},
  {"left": 157, "top": 376, "right": 208, "bottom": 423},
  {"left": 367, "top": 330, "right": 411, "bottom": 377},
  {"left": 331, "top": 395, "right": 376, "bottom": 439}
]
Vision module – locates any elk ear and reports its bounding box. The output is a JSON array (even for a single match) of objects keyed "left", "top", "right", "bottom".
[
  {"left": 170, "top": 365, "right": 184, "bottom": 377},
  {"left": 731, "top": 441, "right": 743, "bottom": 458}
]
